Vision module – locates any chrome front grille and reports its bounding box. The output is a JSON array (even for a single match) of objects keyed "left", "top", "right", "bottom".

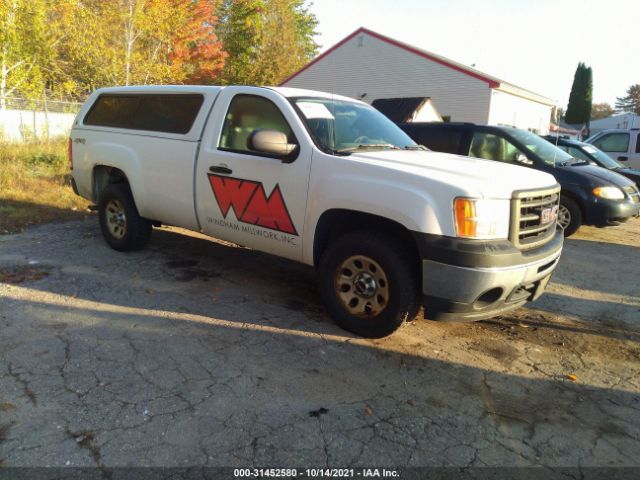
[
  {"left": 624, "top": 185, "right": 640, "bottom": 204},
  {"left": 510, "top": 186, "right": 561, "bottom": 250}
]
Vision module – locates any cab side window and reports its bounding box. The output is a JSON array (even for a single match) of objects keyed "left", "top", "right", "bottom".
[
  {"left": 219, "top": 95, "right": 295, "bottom": 155},
  {"left": 469, "top": 133, "right": 521, "bottom": 163},
  {"left": 567, "top": 146, "right": 591, "bottom": 161},
  {"left": 592, "top": 133, "right": 629, "bottom": 152}
]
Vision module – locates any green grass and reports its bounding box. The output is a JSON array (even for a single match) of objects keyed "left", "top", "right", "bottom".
[{"left": 0, "top": 140, "right": 90, "bottom": 233}]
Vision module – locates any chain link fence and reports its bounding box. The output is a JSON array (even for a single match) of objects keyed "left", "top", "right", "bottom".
[
  {"left": 0, "top": 96, "right": 85, "bottom": 142},
  {"left": 1, "top": 96, "right": 84, "bottom": 114}
]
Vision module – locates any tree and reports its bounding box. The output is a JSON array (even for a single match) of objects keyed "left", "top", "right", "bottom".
[
  {"left": 0, "top": 0, "right": 53, "bottom": 108},
  {"left": 591, "top": 102, "right": 614, "bottom": 120},
  {"left": 615, "top": 84, "right": 640, "bottom": 115},
  {"left": 169, "top": 0, "right": 227, "bottom": 84},
  {"left": 2, "top": 0, "right": 318, "bottom": 101},
  {"left": 53, "top": 0, "right": 226, "bottom": 96},
  {"left": 216, "top": 0, "right": 318, "bottom": 85},
  {"left": 216, "top": 0, "right": 264, "bottom": 85},
  {"left": 565, "top": 62, "right": 593, "bottom": 125}
]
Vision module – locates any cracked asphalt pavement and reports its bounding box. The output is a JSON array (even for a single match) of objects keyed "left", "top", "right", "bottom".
[{"left": 0, "top": 218, "right": 639, "bottom": 469}]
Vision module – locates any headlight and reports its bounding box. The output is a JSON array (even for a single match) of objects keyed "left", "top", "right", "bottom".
[
  {"left": 454, "top": 198, "right": 506, "bottom": 239},
  {"left": 593, "top": 186, "right": 624, "bottom": 200}
]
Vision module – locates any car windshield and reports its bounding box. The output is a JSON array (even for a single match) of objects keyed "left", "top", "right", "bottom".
[
  {"left": 292, "top": 97, "right": 419, "bottom": 154},
  {"left": 509, "top": 129, "right": 574, "bottom": 166},
  {"left": 582, "top": 144, "right": 623, "bottom": 169}
]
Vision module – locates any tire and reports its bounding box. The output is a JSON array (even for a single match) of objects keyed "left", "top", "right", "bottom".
[
  {"left": 558, "top": 196, "right": 582, "bottom": 237},
  {"left": 98, "top": 184, "right": 152, "bottom": 251},
  {"left": 318, "top": 231, "right": 420, "bottom": 338}
]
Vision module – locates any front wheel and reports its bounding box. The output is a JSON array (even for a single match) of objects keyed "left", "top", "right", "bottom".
[
  {"left": 98, "top": 184, "right": 152, "bottom": 251},
  {"left": 318, "top": 232, "right": 420, "bottom": 338},
  {"left": 558, "top": 196, "right": 582, "bottom": 237}
]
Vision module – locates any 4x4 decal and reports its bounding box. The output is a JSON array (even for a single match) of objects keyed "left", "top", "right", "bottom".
[{"left": 208, "top": 174, "right": 298, "bottom": 236}]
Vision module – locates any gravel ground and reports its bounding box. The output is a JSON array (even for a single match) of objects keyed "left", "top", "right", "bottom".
[{"left": 0, "top": 217, "right": 638, "bottom": 471}]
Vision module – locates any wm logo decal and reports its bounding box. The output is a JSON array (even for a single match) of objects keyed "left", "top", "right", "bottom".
[{"left": 208, "top": 174, "right": 298, "bottom": 236}]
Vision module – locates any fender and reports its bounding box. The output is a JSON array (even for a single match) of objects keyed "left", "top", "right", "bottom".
[
  {"left": 89, "top": 142, "right": 146, "bottom": 215},
  {"left": 302, "top": 174, "right": 447, "bottom": 266}
]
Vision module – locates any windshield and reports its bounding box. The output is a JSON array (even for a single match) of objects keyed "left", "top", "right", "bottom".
[
  {"left": 509, "top": 129, "right": 574, "bottom": 166},
  {"left": 582, "top": 144, "right": 623, "bottom": 169},
  {"left": 292, "top": 97, "right": 419, "bottom": 154}
]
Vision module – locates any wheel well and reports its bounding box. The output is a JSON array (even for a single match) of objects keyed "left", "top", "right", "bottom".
[
  {"left": 93, "top": 166, "right": 129, "bottom": 203},
  {"left": 313, "top": 209, "right": 420, "bottom": 267},
  {"left": 560, "top": 190, "right": 585, "bottom": 218}
]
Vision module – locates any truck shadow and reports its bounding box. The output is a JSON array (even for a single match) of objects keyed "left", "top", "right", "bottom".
[
  {"left": 2, "top": 220, "right": 638, "bottom": 346},
  {"left": 0, "top": 198, "right": 90, "bottom": 233}
]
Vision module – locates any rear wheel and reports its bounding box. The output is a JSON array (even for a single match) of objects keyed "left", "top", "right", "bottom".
[
  {"left": 558, "top": 196, "right": 582, "bottom": 237},
  {"left": 318, "top": 231, "right": 420, "bottom": 338},
  {"left": 98, "top": 184, "right": 152, "bottom": 251}
]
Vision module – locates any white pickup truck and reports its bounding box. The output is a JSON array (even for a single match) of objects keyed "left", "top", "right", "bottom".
[
  {"left": 70, "top": 85, "right": 563, "bottom": 337},
  {"left": 586, "top": 128, "right": 640, "bottom": 169}
]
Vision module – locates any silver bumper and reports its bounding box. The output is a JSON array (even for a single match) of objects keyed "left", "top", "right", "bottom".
[{"left": 422, "top": 245, "right": 562, "bottom": 321}]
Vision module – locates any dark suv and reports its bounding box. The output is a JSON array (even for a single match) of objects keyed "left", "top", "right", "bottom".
[{"left": 398, "top": 123, "right": 640, "bottom": 236}]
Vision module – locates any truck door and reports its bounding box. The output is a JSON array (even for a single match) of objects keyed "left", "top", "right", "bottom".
[
  {"left": 630, "top": 131, "right": 640, "bottom": 169},
  {"left": 591, "top": 131, "right": 640, "bottom": 168},
  {"left": 194, "top": 87, "right": 312, "bottom": 262}
]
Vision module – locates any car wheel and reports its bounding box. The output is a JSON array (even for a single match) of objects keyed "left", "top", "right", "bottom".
[
  {"left": 318, "top": 231, "right": 420, "bottom": 338},
  {"left": 558, "top": 196, "right": 582, "bottom": 237},
  {"left": 98, "top": 184, "right": 152, "bottom": 251}
]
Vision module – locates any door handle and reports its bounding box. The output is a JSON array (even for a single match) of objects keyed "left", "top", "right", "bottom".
[
  {"left": 618, "top": 156, "right": 628, "bottom": 161},
  {"left": 209, "top": 165, "right": 233, "bottom": 175}
]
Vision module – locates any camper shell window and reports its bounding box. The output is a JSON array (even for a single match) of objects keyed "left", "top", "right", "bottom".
[{"left": 84, "top": 94, "right": 204, "bottom": 134}]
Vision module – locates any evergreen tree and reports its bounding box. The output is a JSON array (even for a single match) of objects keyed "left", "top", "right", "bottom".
[
  {"left": 615, "top": 84, "right": 640, "bottom": 115},
  {"left": 565, "top": 63, "right": 593, "bottom": 125}
]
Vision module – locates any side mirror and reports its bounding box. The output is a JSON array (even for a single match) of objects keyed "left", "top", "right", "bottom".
[
  {"left": 248, "top": 129, "right": 297, "bottom": 159},
  {"left": 514, "top": 152, "right": 533, "bottom": 165}
]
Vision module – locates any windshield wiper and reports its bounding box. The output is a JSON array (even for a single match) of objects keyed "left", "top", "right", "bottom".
[
  {"left": 404, "top": 145, "right": 428, "bottom": 151},
  {"left": 336, "top": 144, "right": 403, "bottom": 153}
]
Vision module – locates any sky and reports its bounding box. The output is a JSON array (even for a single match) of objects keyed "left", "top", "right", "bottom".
[{"left": 307, "top": 0, "right": 640, "bottom": 109}]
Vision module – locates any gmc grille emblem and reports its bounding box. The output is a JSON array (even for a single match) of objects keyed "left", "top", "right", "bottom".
[{"left": 541, "top": 205, "right": 559, "bottom": 224}]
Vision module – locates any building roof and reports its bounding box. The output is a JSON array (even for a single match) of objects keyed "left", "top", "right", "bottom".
[
  {"left": 549, "top": 123, "right": 582, "bottom": 135},
  {"left": 281, "top": 27, "right": 556, "bottom": 107},
  {"left": 371, "top": 97, "right": 429, "bottom": 123}
]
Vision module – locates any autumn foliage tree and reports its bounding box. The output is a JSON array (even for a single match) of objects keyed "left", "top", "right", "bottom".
[
  {"left": 52, "top": 0, "right": 227, "bottom": 94},
  {"left": 591, "top": 102, "right": 614, "bottom": 120},
  {"left": 169, "top": 1, "right": 227, "bottom": 83},
  {"left": 2, "top": 0, "right": 318, "bottom": 101},
  {"left": 0, "top": 0, "right": 53, "bottom": 107}
]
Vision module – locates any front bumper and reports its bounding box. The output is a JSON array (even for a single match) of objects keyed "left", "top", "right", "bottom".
[
  {"left": 419, "top": 227, "right": 563, "bottom": 321},
  {"left": 584, "top": 197, "right": 640, "bottom": 226}
]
